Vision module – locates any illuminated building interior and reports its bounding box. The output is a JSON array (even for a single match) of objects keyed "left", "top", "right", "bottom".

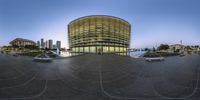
[{"left": 68, "top": 15, "right": 131, "bottom": 55}]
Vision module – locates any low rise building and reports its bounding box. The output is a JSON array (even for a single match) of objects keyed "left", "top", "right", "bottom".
[
  {"left": 169, "top": 44, "right": 185, "bottom": 53},
  {"left": 10, "top": 38, "right": 36, "bottom": 47}
]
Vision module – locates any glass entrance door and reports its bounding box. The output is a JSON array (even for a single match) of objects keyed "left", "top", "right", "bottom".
[{"left": 97, "top": 46, "right": 102, "bottom": 53}]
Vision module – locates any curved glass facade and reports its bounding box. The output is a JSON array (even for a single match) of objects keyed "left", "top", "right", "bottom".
[{"left": 68, "top": 15, "right": 131, "bottom": 55}]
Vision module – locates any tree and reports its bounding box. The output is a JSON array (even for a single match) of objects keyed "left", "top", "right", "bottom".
[
  {"left": 24, "top": 45, "right": 38, "bottom": 50},
  {"left": 144, "top": 48, "right": 150, "bottom": 51},
  {"left": 195, "top": 45, "right": 199, "bottom": 48},
  {"left": 3, "top": 46, "right": 7, "bottom": 48},
  {"left": 12, "top": 45, "right": 19, "bottom": 48},
  {"left": 153, "top": 47, "right": 156, "bottom": 52},
  {"left": 45, "top": 47, "right": 50, "bottom": 51},
  {"left": 158, "top": 44, "right": 169, "bottom": 50},
  {"left": 185, "top": 46, "right": 192, "bottom": 51}
]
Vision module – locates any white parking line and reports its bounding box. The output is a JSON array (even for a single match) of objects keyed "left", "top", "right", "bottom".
[
  {"left": 151, "top": 67, "right": 200, "bottom": 99},
  {"left": 0, "top": 72, "right": 37, "bottom": 89},
  {"left": 0, "top": 70, "right": 29, "bottom": 81},
  {"left": 0, "top": 80, "right": 48, "bottom": 100},
  {"left": 99, "top": 58, "right": 200, "bottom": 100}
]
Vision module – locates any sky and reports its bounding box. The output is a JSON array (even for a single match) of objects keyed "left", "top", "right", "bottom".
[{"left": 0, "top": 0, "right": 200, "bottom": 48}]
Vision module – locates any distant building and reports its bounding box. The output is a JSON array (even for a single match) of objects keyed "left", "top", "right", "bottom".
[
  {"left": 45, "top": 40, "right": 48, "bottom": 48},
  {"left": 10, "top": 38, "right": 36, "bottom": 47},
  {"left": 53, "top": 45, "right": 57, "bottom": 49},
  {"left": 41, "top": 38, "right": 44, "bottom": 49},
  {"left": 37, "top": 41, "right": 40, "bottom": 47},
  {"left": 169, "top": 44, "right": 185, "bottom": 52},
  {"left": 191, "top": 45, "right": 200, "bottom": 51},
  {"left": 56, "top": 41, "right": 61, "bottom": 49},
  {"left": 48, "top": 40, "right": 53, "bottom": 49}
]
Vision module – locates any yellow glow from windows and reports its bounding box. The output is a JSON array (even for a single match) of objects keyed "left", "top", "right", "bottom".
[{"left": 69, "top": 16, "right": 130, "bottom": 56}]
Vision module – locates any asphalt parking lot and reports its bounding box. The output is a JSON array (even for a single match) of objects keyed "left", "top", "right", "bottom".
[{"left": 0, "top": 53, "right": 200, "bottom": 100}]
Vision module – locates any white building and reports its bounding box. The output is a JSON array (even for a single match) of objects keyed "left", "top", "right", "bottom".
[
  {"left": 37, "top": 41, "right": 40, "bottom": 47},
  {"left": 10, "top": 38, "right": 36, "bottom": 47},
  {"left": 48, "top": 40, "right": 53, "bottom": 49},
  {"left": 169, "top": 44, "right": 185, "bottom": 52},
  {"left": 53, "top": 45, "right": 57, "bottom": 49},
  {"left": 56, "top": 41, "right": 61, "bottom": 49},
  {"left": 45, "top": 40, "right": 48, "bottom": 49},
  {"left": 41, "top": 38, "right": 45, "bottom": 49}
]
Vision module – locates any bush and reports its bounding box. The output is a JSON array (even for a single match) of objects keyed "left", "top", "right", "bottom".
[
  {"left": 18, "top": 51, "right": 43, "bottom": 57},
  {"left": 143, "top": 52, "right": 179, "bottom": 57}
]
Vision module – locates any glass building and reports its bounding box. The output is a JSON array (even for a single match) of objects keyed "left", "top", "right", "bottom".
[{"left": 68, "top": 15, "right": 131, "bottom": 55}]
